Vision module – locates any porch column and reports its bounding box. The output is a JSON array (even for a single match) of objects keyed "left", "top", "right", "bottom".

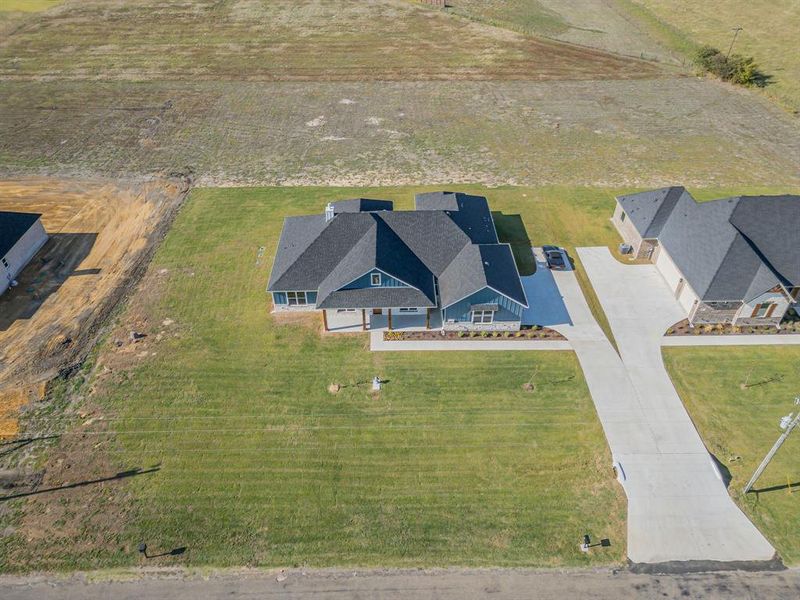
[
  {"left": 322, "top": 309, "right": 329, "bottom": 332},
  {"left": 388, "top": 308, "right": 392, "bottom": 330},
  {"left": 362, "top": 309, "right": 367, "bottom": 331},
  {"left": 426, "top": 308, "right": 430, "bottom": 329}
]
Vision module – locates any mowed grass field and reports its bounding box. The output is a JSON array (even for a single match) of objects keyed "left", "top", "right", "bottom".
[
  {"left": 629, "top": 1, "right": 800, "bottom": 112},
  {"left": 0, "top": 0, "right": 660, "bottom": 82},
  {"left": 1, "top": 185, "right": 634, "bottom": 571},
  {"left": 664, "top": 347, "right": 800, "bottom": 565}
]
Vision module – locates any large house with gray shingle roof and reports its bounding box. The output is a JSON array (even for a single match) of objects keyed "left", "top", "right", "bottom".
[
  {"left": 613, "top": 187, "right": 799, "bottom": 326},
  {"left": 267, "top": 192, "right": 528, "bottom": 331}
]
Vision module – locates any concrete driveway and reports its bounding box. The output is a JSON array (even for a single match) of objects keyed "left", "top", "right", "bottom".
[{"left": 551, "top": 246, "right": 774, "bottom": 565}]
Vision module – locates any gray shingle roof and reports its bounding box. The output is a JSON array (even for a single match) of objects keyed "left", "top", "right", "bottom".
[
  {"left": 415, "top": 191, "right": 498, "bottom": 244},
  {"left": 729, "top": 195, "right": 800, "bottom": 286},
  {"left": 315, "top": 214, "right": 436, "bottom": 308},
  {"left": 268, "top": 193, "right": 526, "bottom": 311},
  {"left": 438, "top": 244, "right": 527, "bottom": 308},
  {"left": 331, "top": 198, "right": 393, "bottom": 213},
  {"left": 617, "top": 186, "right": 688, "bottom": 239},
  {"left": 378, "top": 210, "right": 469, "bottom": 275},
  {"left": 618, "top": 189, "right": 799, "bottom": 302},
  {"left": 318, "top": 287, "right": 433, "bottom": 310},
  {"left": 1, "top": 211, "right": 42, "bottom": 258}
]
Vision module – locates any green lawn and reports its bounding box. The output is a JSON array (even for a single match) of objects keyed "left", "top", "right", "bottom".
[
  {"left": 664, "top": 346, "right": 800, "bottom": 565},
  {"left": 0, "top": 186, "right": 629, "bottom": 571}
]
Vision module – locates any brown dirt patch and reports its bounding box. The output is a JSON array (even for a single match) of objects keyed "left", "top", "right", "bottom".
[
  {"left": 0, "top": 177, "right": 187, "bottom": 438},
  {"left": 3, "top": 412, "right": 149, "bottom": 570}
]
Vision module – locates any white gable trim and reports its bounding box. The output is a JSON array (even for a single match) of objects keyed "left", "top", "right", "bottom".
[{"left": 442, "top": 284, "right": 527, "bottom": 311}]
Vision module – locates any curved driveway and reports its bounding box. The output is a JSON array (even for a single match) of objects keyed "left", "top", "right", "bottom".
[{"left": 552, "top": 246, "right": 774, "bottom": 565}]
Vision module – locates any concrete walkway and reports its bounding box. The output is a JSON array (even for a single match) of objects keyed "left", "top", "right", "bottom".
[
  {"left": 370, "top": 330, "right": 570, "bottom": 351},
  {"left": 662, "top": 334, "right": 800, "bottom": 346},
  {"left": 562, "top": 247, "right": 774, "bottom": 565}
]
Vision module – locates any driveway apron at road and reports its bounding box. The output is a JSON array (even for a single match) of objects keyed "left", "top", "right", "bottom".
[{"left": 551, "top": 246, "right": 774, "bottom": 565}]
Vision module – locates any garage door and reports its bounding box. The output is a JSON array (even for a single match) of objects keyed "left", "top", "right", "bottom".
[
  {"left": 655, "top": 247, "right": 683, "bottom": 291},
  {"left": 655, "top": 248, "right": 697, "bottom": 315},
  {"left": 677, "top": 283, "right": 697, "bottom": 314}
]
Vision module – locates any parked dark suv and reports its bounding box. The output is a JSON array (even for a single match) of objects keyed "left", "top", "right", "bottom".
[{"left": 542, "top": 245, "right": 568, "bottom": 270}]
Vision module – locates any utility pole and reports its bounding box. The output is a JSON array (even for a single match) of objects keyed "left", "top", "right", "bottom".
[
  {"left": 743, "top": 397, "right": 800, "bottom": 494},
  {"left": 727, "top": 26, "right": 743, "bottom": 59}
]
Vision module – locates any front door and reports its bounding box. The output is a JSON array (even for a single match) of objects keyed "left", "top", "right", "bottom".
[{"left": 372, "top": 308, "right": 382, "bottom": 315}]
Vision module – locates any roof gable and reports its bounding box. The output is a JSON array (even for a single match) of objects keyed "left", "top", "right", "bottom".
[
  {"left": 315, "top": 215, "right": 436, "bottom": 307},
  {"left": 617, "top": 187, "right": 687, "bottom": 239},
  {"left": 438, "top": 244, "right": 527, "bottom": 308}
]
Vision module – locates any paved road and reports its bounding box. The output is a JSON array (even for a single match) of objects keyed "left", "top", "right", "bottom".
[
  {"left": 2, "top": 568, "right": 800, "bottom": 600},
  {"left": 550, "top": 247, "right": 774, "bottom": 564}
]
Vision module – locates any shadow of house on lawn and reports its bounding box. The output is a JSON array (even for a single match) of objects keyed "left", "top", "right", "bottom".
[
  {"left": 492, "top": 212, "right": 536, "bottom": 276},
  {"left": 0, "top": 233, "right": 97, "bottom": 331}
]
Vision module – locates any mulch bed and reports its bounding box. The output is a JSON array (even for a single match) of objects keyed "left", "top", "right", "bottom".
[
  {"left": 383, "top": 326, "right": 566, "bottom": 342},
  {"left": 666, "top": 317, "right": 800, "bottom": 336}
]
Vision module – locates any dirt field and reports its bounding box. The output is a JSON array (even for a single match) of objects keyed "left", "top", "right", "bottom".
[
  {"left": 2, "top": 78, "right": 799, "bottom": 188},
  {"left": 0, "top": 178, "right": 187, "bottom": 437},
  {"left": 0, "top": 0, "right": 663, "bottom": 82}
]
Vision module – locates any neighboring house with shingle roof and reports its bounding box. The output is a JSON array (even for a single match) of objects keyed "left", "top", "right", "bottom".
[
  {"left": 267, "top": 192, "right": 528, "bottom": 331},
  {"left": 1, "top": 211, "right": 48, "bottom": 296},
  {"left": 612, "top": 187, "right": 799, "bottom": 326}
]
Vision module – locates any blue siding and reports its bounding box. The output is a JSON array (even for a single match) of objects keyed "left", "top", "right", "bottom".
[
  {"left": 272, "top": 291, "right": 317, "bottom": 305},
  {"left": 341, "top": 269, "right": 409, "bottom": 290},
  {"left": 443, "top": 287, "right": 523, "bottom": 323}
]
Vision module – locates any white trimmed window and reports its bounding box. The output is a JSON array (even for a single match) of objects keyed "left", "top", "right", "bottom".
[
  {"left": 287, "top": 291, "right": 308, "bottom": 306},
  {"left": 754, "top": 303, "right": 773, "bottom": 318},
  {"left": 398, "top": 307, "right": 417, "bottom": 313},
  {"left": 337, "top": 308, "right": 356, "bottom": 313},
  {"left": 471, "top": 310, "right": 494, "bottom": 324},
  {"left": 370, "top": 273, "right": 382, "bottom": 286}
]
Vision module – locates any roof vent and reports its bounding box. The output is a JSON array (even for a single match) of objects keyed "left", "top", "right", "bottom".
[{"left": 325, "top": 202, "right": 335, "bottom": 222}]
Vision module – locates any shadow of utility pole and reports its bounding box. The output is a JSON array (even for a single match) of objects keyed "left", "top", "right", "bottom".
[
  {"left": 0, "top": 435, "right": 60, "bottom": 458},
  {"left": 0, "top": 466, "right": 160, "bottom": 502}
]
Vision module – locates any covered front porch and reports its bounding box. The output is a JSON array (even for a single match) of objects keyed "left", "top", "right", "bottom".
[{"left": 322, "top": 308, "right": 442, "bottom": 333}]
